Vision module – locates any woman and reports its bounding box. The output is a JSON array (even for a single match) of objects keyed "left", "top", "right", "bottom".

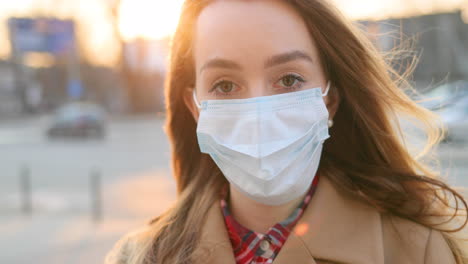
[{"left": 105, "top": 0, "right": 468, "bottom": 263}]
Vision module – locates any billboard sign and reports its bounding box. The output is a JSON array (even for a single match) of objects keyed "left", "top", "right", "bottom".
[{"left": 8, "top": 18, "right": 75, "bottom": 55}]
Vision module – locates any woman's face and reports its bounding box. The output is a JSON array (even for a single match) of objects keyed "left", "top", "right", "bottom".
[{"left": 186, "top": 0, "right": 339, "bottom": 119}]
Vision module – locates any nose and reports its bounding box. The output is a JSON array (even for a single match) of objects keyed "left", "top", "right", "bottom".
[{"left": 245, "top": 81, "right": 271, "bottom": 98}]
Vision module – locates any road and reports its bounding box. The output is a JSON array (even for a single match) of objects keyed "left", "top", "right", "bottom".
[
  {"left": 0, "top": 114, "right": 466, "bottom": 263},
  {"left": 0, "top": 115, "right": 175, "bottom": 264}
]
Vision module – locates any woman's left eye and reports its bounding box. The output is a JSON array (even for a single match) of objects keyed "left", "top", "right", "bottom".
[{"left": 275, "top": 74, "right": 306, "bottom": 90}]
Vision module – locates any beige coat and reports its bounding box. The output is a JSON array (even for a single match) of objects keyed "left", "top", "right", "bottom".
[{"left": 105, "top": 176, "right": 456, "bottom": 264}]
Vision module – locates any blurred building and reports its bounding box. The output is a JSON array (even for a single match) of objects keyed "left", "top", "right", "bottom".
[
  {"left": 3, "top": 17, "right": 128, "bottom": 117},
  {"left": 0, "top": 60, "right": 20, "bottom": 115},
  {"left": 362, "top": 11, "right": 468, "bottom": 88},
  {"left": 35, "top": 61, "right": 127, "bottom": 113},
  {"left": 122, "top": 37, "right": 168, "bottom": 114}
]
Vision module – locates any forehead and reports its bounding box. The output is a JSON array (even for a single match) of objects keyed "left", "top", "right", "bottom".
[{"left": 194, "top": 0, "right": 318, "bottom": 69}]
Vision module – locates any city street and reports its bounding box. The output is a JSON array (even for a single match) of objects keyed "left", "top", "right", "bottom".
[
  {"left": 0, "top": 115, "right": 175, "bottom": 264},
  {"left": 0, "top": 115, "right": 466, "bottom": 263}
]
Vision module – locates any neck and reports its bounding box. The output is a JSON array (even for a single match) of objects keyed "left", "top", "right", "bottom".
[{"left": 228, "top": 185, "right": 305, "bottom": 234}]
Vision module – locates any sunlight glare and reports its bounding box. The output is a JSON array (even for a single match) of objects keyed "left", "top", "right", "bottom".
[{"left": 118, "top": 0, "right": 185, "bottom": 41}]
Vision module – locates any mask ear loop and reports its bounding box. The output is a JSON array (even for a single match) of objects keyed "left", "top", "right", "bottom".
[
  {"left": 192, "top": 89, "right": 202, "bottom": 109},
  {"left": 322, "top": 81, "right": 334, "bottom": 128},
  {"left": 322, "top": 81, "right": 331, "bottom": 97}
]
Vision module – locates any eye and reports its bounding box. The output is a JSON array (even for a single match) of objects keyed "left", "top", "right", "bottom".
[
  {"left": 274, "top": 74, "right": 306, "bottom": 90},
  {"left": 209, "top": 80, "right": 240, "bottom": 95},
  {"left": 282, "top": 75, "right": 297, "bottom": 87}
]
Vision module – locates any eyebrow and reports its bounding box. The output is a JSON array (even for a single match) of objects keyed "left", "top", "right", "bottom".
[{"left": 199, "top": 50, "right": 314, "bottom": 74}]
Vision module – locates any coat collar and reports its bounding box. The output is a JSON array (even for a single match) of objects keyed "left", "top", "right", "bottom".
[{"left": 194, "top": 176, "right": 385, "bottom": 264}]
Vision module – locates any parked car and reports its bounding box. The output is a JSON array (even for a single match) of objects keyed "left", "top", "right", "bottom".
[
  {"left": 417, "top": 81, "right": 468, "bottom": 111},
  {"left": 435, "top": 94, "right": 468, "bottom": 142},
  {"left": 47, "top": 102, "right": 107, "bottom": 139}
]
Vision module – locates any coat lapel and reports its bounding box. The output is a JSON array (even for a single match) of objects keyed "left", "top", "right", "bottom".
[
  {"left": 195, "top": 175, "right": 386, "bottom": 264},
  {"left": 274, "top": 176, "right": 385, "bottom": 264},
  {"left": 193, "top": 199, "right": 236, "bottom": 264},
  {"left": 271, "top": 231, "right": 318, "bottom": 264}
]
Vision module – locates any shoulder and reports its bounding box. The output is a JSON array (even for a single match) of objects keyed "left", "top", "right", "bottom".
[
  {"left": 324, "top": 176, "right": 457, "bottom": 263},
  {"left": 380, "top": 214, "right": 456, "bottom": 263},
  {"left": 104, "top": 224, "right": 155, "bottom": 264}
]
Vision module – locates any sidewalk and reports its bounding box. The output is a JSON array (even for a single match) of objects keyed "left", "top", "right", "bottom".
[{"left": 0, "top": 170, "right": 176, "bottom": 264}]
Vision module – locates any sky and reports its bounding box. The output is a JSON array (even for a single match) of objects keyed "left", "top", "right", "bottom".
[{"left": 0, "top": 0, "right": 466, "bottom": 66}]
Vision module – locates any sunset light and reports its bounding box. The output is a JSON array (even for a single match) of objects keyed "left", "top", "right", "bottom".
[
  {"left": 118, "top": 0, "right": 185, "bottom": 41},
  {"left": 0, "top": 0, "right": 465, "bottom": 64},
  {"left": 116, "top": 0, "right": 466, "bottom": 41}
]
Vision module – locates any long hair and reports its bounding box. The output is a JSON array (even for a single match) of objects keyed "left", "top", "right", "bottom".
[{"left": 127, "top": 0, "right": 468, "bottom": 263}]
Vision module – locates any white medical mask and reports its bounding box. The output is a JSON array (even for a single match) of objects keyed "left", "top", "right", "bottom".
[{"left": 193, "top": 83, "right": 331, "bottom": 205}]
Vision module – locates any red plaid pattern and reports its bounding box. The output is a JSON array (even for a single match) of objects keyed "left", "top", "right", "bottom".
[{"left": 220, "top": 174, "right": 320, "bottom": 264}]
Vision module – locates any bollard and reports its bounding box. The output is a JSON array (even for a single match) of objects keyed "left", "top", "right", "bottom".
[
  {"left": 90, "top": 168, "right": 102, "bottom": 223},
  {"left": 20, "top": 164, "right": 32, "bottom": 216}
]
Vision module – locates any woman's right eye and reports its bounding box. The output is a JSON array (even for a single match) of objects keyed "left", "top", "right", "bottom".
[{"left": 209, "top": 80, "right": 239, "bottom": 96}]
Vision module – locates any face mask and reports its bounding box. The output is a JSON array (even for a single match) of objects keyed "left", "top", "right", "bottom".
[{"left": 193, "top": 83, "right": 331, "bottom": 205}]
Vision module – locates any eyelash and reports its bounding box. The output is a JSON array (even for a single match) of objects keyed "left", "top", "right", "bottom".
[
  {"left": 275, "top": 73, "right": 306, "bottom": 90},
  {"left": 208, "top": 73, "right": 307, "bottom": 95},
  {"left": 208, "top": 79, "right": 236, "bottom": 96}
]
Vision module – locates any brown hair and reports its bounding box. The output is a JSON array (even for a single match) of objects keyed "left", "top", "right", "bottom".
[{"left": 127, "top": 0, "right": 468, "bottom": 263}]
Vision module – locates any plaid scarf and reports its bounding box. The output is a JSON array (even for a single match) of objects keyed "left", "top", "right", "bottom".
[{"left": 220, "top": 174, "right": 320, "bottom": 264}]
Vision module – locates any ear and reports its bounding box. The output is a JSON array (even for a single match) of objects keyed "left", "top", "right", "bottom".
[
  {"left": 325, "top": 84, "right": 341, "bottom": 121},
  {"left": 183, "top": 87, "right": 200, "bottom": 122}
]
